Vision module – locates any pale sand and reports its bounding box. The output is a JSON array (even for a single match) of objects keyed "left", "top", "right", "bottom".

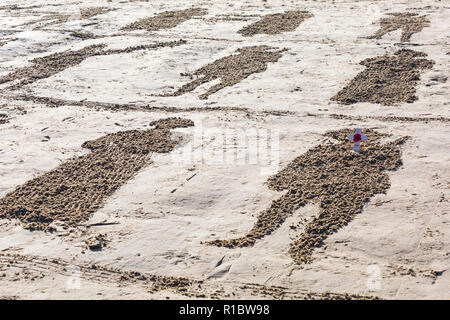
[{"left": 0, "top": 0, "right": 448, "bottom": 299}]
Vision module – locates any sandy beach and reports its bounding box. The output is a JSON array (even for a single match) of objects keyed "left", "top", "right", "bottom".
[{"left": 0, "top": 0, "right": 448, "bottom": 300}]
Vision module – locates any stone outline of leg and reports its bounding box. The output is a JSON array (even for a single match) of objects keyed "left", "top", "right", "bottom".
[
  {"left": 167, "top": 76, "right": 211, "bottom": 97},
  {"left": 205, "top": 191, "right": 305, "bottom": 248}
]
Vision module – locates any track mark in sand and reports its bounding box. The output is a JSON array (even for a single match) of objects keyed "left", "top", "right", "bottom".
[
  {"left": 0, "top": 117, "right": 194, "bottom": 232},
  {"left": 121, "top": 8, "right": 207, "bottom": 32},
  {"left": 164, "top": 45, "right": 287, "bottom": 99},
  {"left": 370, "top": 12, "right": 430, "bottom": 42},
  {"left": 238, "top": 11, "right": 313, "bottom": 37},
  {"left": 68, "top": 31, "right": 101, "bottom": 40},
  {"left": 0, "top": 105, "right": 26, "bottom": 124},
  {"left": 0, "top": 253, "right": 379, "bottom": 299},
  {"left": 207, "top": 13, "right": 260, "bottom": 23},
  {"left": 206, "top": 129, "right": 408, "bottom": 264},
  {"left": 331, "top": 49, "right": 434, "bottom": 106},
  {"left": 0, "top": 40, "right": 186, "bottom": 89},
  {"left": 0, "top": 4, "right": 41, "bottom": 11},
  {"left": 7, "top": 93, "right": 449, "bottom": 123},
  {"left": 0, "top": 113, "right": 9, "bottom": 124}
]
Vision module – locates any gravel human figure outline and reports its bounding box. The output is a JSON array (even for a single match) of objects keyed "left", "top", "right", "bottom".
[
  {"left": 331, "top": 49, "right": 434, "bottom": 105},
  {"left": 237, "top": 10, "right": 313, "bottom": 36},
  {"left": 0, "top": 117, "right": 194, "bottom": 231},
  {"left": 349, "top": 128, "right": 367, "bottom": 152},
  {"left": 165, "top": 45, "right": 287, "bottom": 99},
  {"left": 121, "top": 8, "right": 207, "bottom": 31},
  {"left": 206, "top": 129, "right": 408, "bottom": 264}
]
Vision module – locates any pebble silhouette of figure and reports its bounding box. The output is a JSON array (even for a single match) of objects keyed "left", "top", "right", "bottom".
[
  {"left": 369, "top": 12, "right": 430, "bottom": 42},
  {"left": 166, "top": 45, "right": 286, "bottom": 99},
  {"left": 0, "top": 117, "right": 194, "bottom": 231},
  {"left": 331, "top": 49, "right": 434, "bottom": 105},
  {"left": 0, "top": 40, "right": 185, "bottom": 89},
  {"left": 206, "top": 129, "right": 408, "bottom": 264}
]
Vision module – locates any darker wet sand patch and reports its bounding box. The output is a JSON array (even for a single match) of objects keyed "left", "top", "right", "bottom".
[
  {"left": 331, "top": 49, "right": 434, "bottom": 105},
  {"left": 165, "top": 45, "right": 287, "bottom": 99},
  {"left": 121, "top": 8, "right": 207, "bottom": 31},
  {"left": 206, "top": 129, "right": 408, "bottom": 265},
  {"left": 370, "top": 12, "right": 430, "bottom": 42},
  {"left": 238, "top": 11, "right": 313, "bottom": 36},
  {"left": 0, "top": 39, "right": 185, "bottom": 89},
  {"left": 0, "top": 118, "right": 194, "bottom": 232}
]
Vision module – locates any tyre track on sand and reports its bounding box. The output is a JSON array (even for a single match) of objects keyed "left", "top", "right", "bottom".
[
  {"left": 331, "top": 49, "right": 434, "bottom": 106},
  {"left": 0, "top": 40, "right": 186, "bottom": 89},
  {"left": 121, "top": 8, "right": 207, "bottom": 32},
  {"left": 369, "top": 12, "right": 430, "bottom": 42},
  {"left": 0, "top": 253, "right": 379, "bottom": 299},
  {"left": 0, "top": 252, "right": 198, "bottom": 295}
]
